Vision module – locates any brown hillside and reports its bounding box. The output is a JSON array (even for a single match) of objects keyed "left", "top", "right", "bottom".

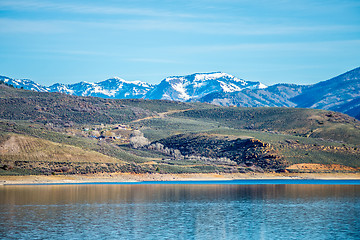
[{"left": 0, "top": 134, "right": 121, "bottom": 163}]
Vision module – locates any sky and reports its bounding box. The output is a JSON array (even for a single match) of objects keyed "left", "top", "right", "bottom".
[{"left": 0, "top": 0, "right": 359, "bottom": 86}]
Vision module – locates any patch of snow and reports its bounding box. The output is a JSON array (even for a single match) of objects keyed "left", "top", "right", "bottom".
[
  {"left": 257, "top": 83, "right": 268, "bottom": 89},
  {"left": 12, "top": 80, "right": 20, "bottom": 85},
  {"left": 57, "top": 85, "right": 74, "bottom": 94},
  {"left": 192, "top": 80, "right": 207, "bottom": 89},
  {"left": 172, "top": 82, "right": 190, "bottom": 100},
  {"left": 194, "top": 72, "right": 232, "bottom": 81},
  {"left": 161, "top": 93, "right": 172, "bottom": 100},
  {"left": 219, "top": 81, "right": 243, "bottom": 92},
  {"left": 91, "top": 86, "right": 117, "bottom": 97},
  {"left": 165, "top": 77, "right": 180, "bottom": 83},
  {"left": 247, "top": 82, "right": 268, "bottom": 90},
  {"left": 80, "top": 81, "right": 95, "bottom": 85},
  {"left": 194, "top": 72, "right": 246, "bottom": 84},
  {"left": 107, "top": 77, "right": 152, "bottom": 87}
]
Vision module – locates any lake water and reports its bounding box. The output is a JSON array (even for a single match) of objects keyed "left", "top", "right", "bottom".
[{"left": 1, "top": 180, "right": 360, "bottom": 240}]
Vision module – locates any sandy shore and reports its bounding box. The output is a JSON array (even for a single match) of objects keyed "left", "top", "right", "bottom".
[{"left": 1, "top": 172, "right": 360, "bottom": 185}]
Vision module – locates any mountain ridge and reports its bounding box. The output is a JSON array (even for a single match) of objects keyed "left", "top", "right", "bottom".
[
  {"left": 1, "top": 67, "right": 360, "bottom": 119},
  {"left": 145, "top": 72, "right": 266, "bottom": 101}
]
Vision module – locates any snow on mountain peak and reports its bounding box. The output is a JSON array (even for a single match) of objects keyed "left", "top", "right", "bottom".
[
  {"left": 1, "top": 71, "right": 266, "bottom": 102},
  {"left": 172, "top": 82, "right": 191, "bottom": 100},
  {"left": 146, "top": 72, "right": 264, "bottom": 101},
  {"left": 219, "top": 81, "right": 243, "bottom": 92},
  {"left": 104, "top": 77, "right": 152, "bottom": 88},
  {"left": 165, "top": 72, "right": 244, "bottom": 83},
  {"left": 193, "top": 72, "right": 244, "bottom": 83},
  {"left": 0, "top": 76, "right": 49, "bottom": 92},
  {"left": 257, "top": 83, "right": 268, "bottom": 89}
]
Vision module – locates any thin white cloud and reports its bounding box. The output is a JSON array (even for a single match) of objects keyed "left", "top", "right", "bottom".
[
  {"left": 1, "top": 0, "right": 359, "bottom": 36},
  {"left": 165, "top": 40, "right": 360, "bottom": 53},
  {"left": 1, "top": 17, "right": 358, "bottom": 36},
  {"left": 0, "top": 18, "right": 67, "bottom": 33},
  {"left": 1, "top": 46, "right": 179, "bottom": 64},
  {"left": 127, "top": 58, "right": 178, "bottom": 64},
  {"left": 0, "top": 0, "right": 197, "bottom": 18}
]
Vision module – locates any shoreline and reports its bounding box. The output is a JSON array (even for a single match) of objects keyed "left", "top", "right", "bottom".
[{"left": 1, "top": 172, "right": 360, "bottom": 185}]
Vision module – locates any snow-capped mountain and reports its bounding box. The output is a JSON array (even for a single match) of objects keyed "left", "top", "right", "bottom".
[
  {"left": 196, "top": 67, "right": 360, "bottom": 120},
  {"left": 48, "top": 77, "right": 153, "bottom": 99},
  {"left": 1, "top": 72, "right": 266, "bottom": 101},
  {"left": 2, "top": 68, "right": 360, "bottom": 119},
  {"left": 0, "top": 75, "right": 49, "bottom": 92},
  {"left": 145, "top": 72, "right": 266, "bottom": 101},
  {"left": 0, "top": 75, "right": 153, "bottom": 99}
]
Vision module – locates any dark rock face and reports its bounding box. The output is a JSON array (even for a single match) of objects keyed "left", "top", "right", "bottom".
[{"left": 155, "top": 133, "right": 287, "bottom": 170}]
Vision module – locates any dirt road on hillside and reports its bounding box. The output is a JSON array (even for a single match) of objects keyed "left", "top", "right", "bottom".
[{"left": 131, "top": 108, "right": 193, "bottom": 123}]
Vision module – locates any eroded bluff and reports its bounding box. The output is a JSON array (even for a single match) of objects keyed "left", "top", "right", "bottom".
[{"left": 153, "top": 133, "right": 287, "bottom": 170}]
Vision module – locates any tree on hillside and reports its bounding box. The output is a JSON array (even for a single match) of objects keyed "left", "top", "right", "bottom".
[{"left": 129, "top": 130, "right": 150, "bottom": 148}]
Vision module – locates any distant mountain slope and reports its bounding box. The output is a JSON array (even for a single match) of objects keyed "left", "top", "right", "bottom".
[
  {"left": 1, "top": 72, "right": 266, "bottom": 101},
  {"left": 198, "top": 84, "right": 307, "bottom": 107},
  {"left": 0, "top": 76, "right": 153, "bottom": 99},
  {"left": 49, "top": 77, "right": 153, "bottom": 99},
  {"left": 331, "top": 96, "right": 360, "bottom": 119},
  {"left": 0, "top": 75, "right": 49, "bottom": 92},
  {"left": 197, "top": 67, "right": 360, "bottom": 119},
  {"left": 291, "top": 67, "right": 360, "bottom": 112},
  {"left": 145, "top": 72, "right": 266, "bottom": 101}
]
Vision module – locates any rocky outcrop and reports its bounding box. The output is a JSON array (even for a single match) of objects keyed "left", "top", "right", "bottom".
[{"left": 153, "top": 133, "right": 287, "bottom": 170}]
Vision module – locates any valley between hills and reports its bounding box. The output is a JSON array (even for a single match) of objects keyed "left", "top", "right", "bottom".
[{"left": 0, "top": 81, "right": 359, "bottom": 181}]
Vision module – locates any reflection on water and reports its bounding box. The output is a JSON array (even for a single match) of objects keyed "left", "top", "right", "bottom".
[{"left": 1, "top": 184, "right": 360, "bottom": 239}]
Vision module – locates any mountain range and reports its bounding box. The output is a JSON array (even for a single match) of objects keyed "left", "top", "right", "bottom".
[
  {"left": 1, "top": 73, "right": 360, "bottom": 174},
  {"left": 1, "top": 67, "right": 359, "bottom": 119}
]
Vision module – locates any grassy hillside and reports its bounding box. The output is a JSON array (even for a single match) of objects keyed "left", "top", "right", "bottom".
[
  {"left": 171, "top": 107, "right": 360, "bottom": 145},
  {"left": 0, "top": 120, "right": 239, "bottom": 175},
  {"left": 0, "top": 84, "right": 207, "bottom": 126},
  {"left": 131, "top": 108, "right": 360, "bottom": 169},
  {"left": 130, "top": 115, "right": 360, "bottom": 169},
  {"left": 0, "top": 133, "right": 121, "bottom": 163},
  {"left": 1, "top": 85, "right": 359, "bottom": 174}
]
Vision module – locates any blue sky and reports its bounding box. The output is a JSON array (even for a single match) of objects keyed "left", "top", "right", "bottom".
[{"left": 0, "top": 0, "right": 359, "bottom": 86}]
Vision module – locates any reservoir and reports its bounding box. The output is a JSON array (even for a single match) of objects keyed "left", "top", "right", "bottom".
[{"left": 1, "top": 180, "right": 359, "bottom": 239}]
